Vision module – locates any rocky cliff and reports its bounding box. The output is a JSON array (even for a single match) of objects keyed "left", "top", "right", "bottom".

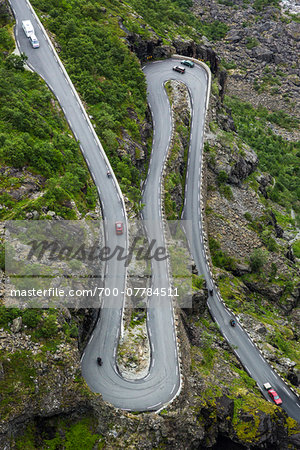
[{"left": 193, "top": 0, "right": 300, "bottom": 121}]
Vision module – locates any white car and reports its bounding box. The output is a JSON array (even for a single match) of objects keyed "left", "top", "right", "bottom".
[
  {"left": 22, "top": 20, "right": 34, "bottom": 37},
  {"left": 29, "top": 34, "right": 40, "bottom": 49}
]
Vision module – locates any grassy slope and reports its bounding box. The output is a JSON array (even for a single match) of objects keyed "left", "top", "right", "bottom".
[
  {"left": 225, "top": 96, "right": 300, "bottom": 217},
  {"left": 0, "top": 26, "right": 97, "bottom": 220}
]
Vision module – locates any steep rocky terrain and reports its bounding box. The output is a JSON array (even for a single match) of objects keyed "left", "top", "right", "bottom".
[
  {"left": 193, "top": 0, "right": 300, "bottom": 120},
  {"left": 204, "top": 91, "right": 300, "bottom": 390}
]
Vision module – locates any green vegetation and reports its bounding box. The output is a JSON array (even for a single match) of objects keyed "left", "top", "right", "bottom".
[
  {"left": 0, "top": 350, "right": 37, "bottom": 421},
  {"left": 232, "top": 366, "right": 256, "bottom": 390},
  {"left": 232, "top": 395, "right": 274, "bottom": 444},
  {"left": 15, "top": 417, "right": 103, "bottom": 449},
  {"left": 27, "top": 0, "right": 227, "bottom": 214},
  {"left": 217, "top": 270, "right": 300, "bottom": 371},
  {"left": 0, "top": 25, "right": 14, "bottom": 53},
  {"left": 168, "top": 239, "right": 193, "bottom": 300},
  {"left": 0, "top": 2, "right": 298, "bottom": 443},
  {"left": 293, "top": 240, "right": 300, "bottom": 259},
  {"left": 267, "top": 329, "right": 300, "bottom": 363},
  {"left": 245, "top": 210, "right": 290, "bottom": 255},
  {"left": 225, "top": 97, "right": 300, "bottom": 216},
  {"left": 46, "top": 421, "right": 100, "bottom": 449},
  {"left": 129, "top": 309, "right": 146, "bottom": 328},
  {"left": 124, "top": 0, "right": 229, "bottom": 42},
  {"left": 0, "top": 306, "right": 78, "bottom": 343},
  {"left": 190, "top": 337, "right": 217, "bottom": 377},
  {"left": 245, "top": 37, "right": 258, "bottom": 49},
  {"left": 219, "top": 183, "right": 233, "bottom": 200},
  {"left": 204, "top": 141, "right": 217, "bottom": 166},
  {"left": 192, "top": 274, "right": 204, "bottom": 290},
  {"left": 0, "top": 51, "right": 97, "bottom": 219},
  {"left": 254, "top": 72, "right": 283, "bottom": 93},
  {"left": 209, "top": 237, "right": 236, "bottom": 271},
  {"left": 261, "top": 229, "right": 278, "bottom": 252},
  {"left": 217, "top": 170, "right": 228, "bottom": 184},
  {"left": 0, "top": 305, "right": 87, "bottom": 423},
  {"left": 253, "top": 0, "right": 280, "bottom": 11},
  {"left": 218, "top": 0, "right": 234, "bottom": 7},
  {"left": 249, "top": 248, "right": 268, "bottom": 273}
]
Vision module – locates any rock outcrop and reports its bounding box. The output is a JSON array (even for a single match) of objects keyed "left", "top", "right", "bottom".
[{"left": 206, "top": 133, "right": 258, "bottom": 186}]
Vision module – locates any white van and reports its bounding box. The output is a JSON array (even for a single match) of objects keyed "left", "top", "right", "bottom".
[
  {"left": 29, "top": 34, "right": 40, "bottom": 48},
  {"left": 22, "top": 20, "right": 34, "bottom": 37}
]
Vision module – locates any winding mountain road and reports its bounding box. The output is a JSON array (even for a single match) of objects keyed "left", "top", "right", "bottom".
[
  {"left": 9, "top": 0, "right": 181, "bottom": 412},
  {"left": 9, "top": 0, "right": 300, "bottom": 421}
]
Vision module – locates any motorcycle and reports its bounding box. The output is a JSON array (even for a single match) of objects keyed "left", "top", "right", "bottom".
[
  {"left": 97, "top": 357, "right": 102, "bottom": 366},
  {"left": 107, "top": 171, "right": 111, "bottom": 178},
  {"left": 230, "top": 319, "right": 236, "bottom": 327}
]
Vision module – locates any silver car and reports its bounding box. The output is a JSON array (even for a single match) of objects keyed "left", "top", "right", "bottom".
[{"left": 29, "top": 34, "right": 40, "bottom": 48}]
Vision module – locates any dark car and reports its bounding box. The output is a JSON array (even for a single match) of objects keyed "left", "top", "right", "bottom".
[
  {"left": 181, "top": 60, "right": 194, "bottom": 68},
  {"left": 268, "top": 389, "right": 282, "bottom": 405},
  {"left": 115, "top": 221, "right": 123, "bottom": 235},
  {"left": 209, "top": 289, "right": 213, "bottom": 296},
  {"left": 173, "top": 66, "right": 185, "bottom": 74}
]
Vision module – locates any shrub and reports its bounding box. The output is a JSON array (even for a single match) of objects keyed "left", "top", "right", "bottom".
[
  {"left": 220, "top": 184, "right": 233, "bottom": 200},
  {"left": 261, "top": 230, "right": 278, "bottom": 252},
  {"left": 36, "top": 314, "right": 58, "bottom": 338},
  {"left": 4, "top": 53, "right": 28, "bottom": 71},
  {"left": 64, "top": 422, "right": 99, "bottom": 449},
  {"left": 40, "top": 420, "right": 102, "bottom": 449},
  {"left": 22, "top": 309, "right": 42, "bottom": 328},
  {"left": 222, "top": 59, "right": 237, "bottom": 70},
  {"left": 249, "top": 248, "right": 268, "bottom": 273},
  {"left": 269, "top": 262, "right": 277, "bottom": 280},
  {"left": 292, "top": 240, "right": 300, "bottom": 259},
  {"left": 0, "top": 27, "right": 14, "bottom": 52},
  {"left": 0, "top": 306, "right": 21, "bottom": 326},
  {"left": 209, "top": 238, "right": 237, "bottom": 271},
  {"left": 68, "top": 325, "right": 78, "bottom": 338},
  {"left": 192, "top": 274, "right": 204, "bottom": 290},
  {"left": 217, "top": 170, "right": 228, "bottom": 184},
  {"left": 245, "top": 37, "right": 258, "bottom": 49}
]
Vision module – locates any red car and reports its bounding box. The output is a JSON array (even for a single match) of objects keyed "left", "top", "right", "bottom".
[
  {"left": 268, "top": 389, "right": 282, "bottom": 405},
  {"left": 115, "top": 221, "right": 123, "bottom": 235}
]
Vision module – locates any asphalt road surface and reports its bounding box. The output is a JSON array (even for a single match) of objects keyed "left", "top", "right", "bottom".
[{"left": 9, "top": 0, "right": 300, "bottom": 420}]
